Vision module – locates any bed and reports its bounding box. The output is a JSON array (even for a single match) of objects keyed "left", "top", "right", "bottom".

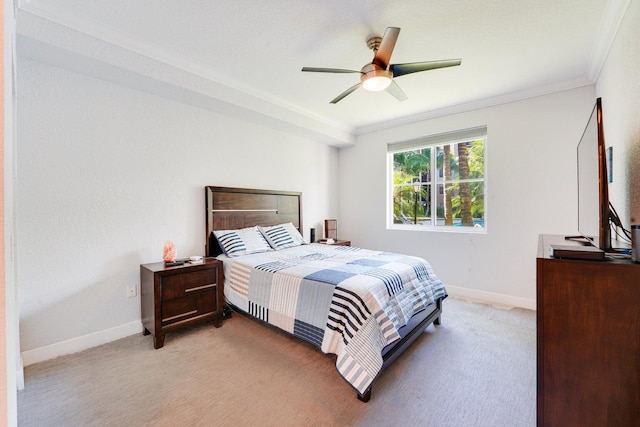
[{"left": 205, "top": 186, "right": 447, "bottom": 402}]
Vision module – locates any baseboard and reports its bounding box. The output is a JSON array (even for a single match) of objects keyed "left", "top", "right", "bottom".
[
  {"left": 16, "top": 356, "right": 25, "bottom": 390},
  {"left": 20, "top": 288, "right": 532, "bottom": 366},
  {"left": 21, "top": 320, "right": 142, "bottom": 367},
  {"left": 445, "top": 285, "right": 536, "bottom": 311}
]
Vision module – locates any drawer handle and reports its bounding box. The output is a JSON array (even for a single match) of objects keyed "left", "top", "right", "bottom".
[
  {"left": 162, "top": 310, "right": 198, "bottom": 322},
  {"left": 184, "top": 284, "right": 215, "bottom": 293}
]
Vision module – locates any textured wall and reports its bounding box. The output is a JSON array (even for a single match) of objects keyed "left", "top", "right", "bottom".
[
  {"left": 339, "top": 87, "right": 595, "bottom": 307},
  {"left": 17, "top": 57, "right": 338, "bottom": 352},
  {"left": 630, "top": 144, "right": 640, "bottom": 225},
  {"left": 1, "top": 0, "right": 7, "bottom": 419},
  {"left": 596, "top": 0, "right": 640, "bottom": 227}
]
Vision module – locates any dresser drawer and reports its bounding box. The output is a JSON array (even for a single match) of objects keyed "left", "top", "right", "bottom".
[
  {"left": 162, "top": 268, "right": 218, "bottom": 300},
  {"left": 161, "top": 292, "right": 216, "bottom": 325}
]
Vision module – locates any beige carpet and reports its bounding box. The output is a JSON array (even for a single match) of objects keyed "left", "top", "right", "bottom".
[{"left": 17, "top": 297, "right": 536, "bottom": 426}]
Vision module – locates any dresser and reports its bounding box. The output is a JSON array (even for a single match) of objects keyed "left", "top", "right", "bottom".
[
  {"left": 140, "top": 258, "right": 224, "bottom": 349},
  {"left": 536, "top": 234, "right": 640, "bottom": 426}
]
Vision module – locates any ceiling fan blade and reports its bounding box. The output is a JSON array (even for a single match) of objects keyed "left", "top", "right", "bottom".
[
  {"left": 373, "top": 27, "right": 400, "bottom": 68},
  {"left": 302, "top": 67, "right": 360, "bottom": 74},
  {"left": 386, "top": 80, "right": 407, "bottom": 102},
  {"left": 330, "top": 83, "right": 361, "bottom": 104},
  {"left": 390, "top": 59, "right": 462, "bottom": 78}
]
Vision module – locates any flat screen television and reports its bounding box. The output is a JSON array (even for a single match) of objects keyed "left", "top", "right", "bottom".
[{"left": 576, "top": 97, "right": 621, "bottom": 251}]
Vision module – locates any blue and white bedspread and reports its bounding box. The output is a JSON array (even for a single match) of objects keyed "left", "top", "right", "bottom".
[{"left": 218, "top": 243, "right": 447, "bottom": 394}]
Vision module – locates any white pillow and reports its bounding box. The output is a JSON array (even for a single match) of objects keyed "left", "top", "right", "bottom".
[
  {"left": 214, "top": 226, "right": 273, "bottom": 257},
  {"left": 259, "top": 223, "right": 306, "bottom": 250}
]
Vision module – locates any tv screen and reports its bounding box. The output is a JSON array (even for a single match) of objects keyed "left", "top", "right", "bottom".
[
  {"left": 576, "top": 98, "right": 611, "bottom": 250},
  {"left": 577, "top": 102, "right": 599, "bottom": 240}
]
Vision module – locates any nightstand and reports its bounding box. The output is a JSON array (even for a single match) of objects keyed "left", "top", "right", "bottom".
[
  {"left": 316, "top": 239, "right": 351, "bottom": 246},
  {"left": 140, "top": 258, "right": 224, "bottom": 349}
]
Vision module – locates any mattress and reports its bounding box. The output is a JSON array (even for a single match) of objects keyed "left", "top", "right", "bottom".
[{"left": 218, "top": 243, "right": 447, "bottom": 394}]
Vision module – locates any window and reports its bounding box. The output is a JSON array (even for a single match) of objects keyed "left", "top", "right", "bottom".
[{"left": 388, "top": 126, "right": 487, "bottom": 232}]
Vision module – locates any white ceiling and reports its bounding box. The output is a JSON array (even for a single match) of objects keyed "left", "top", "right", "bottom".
[{"left": 17, "top": 0, "right": 629, "bottom": 145}]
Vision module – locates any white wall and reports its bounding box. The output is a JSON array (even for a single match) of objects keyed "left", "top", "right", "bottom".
[
  {"left": 3, "top": 0, "right": 20, "bottom": 423},
  {"left": 338, "top": 87, "right": 596, "bottom": 308},
  {"left": 17, "top": 57, "right": 338, "bottom": 362},
  {"left": 595, "top": 0, "right": 640, "bottom": 227}
]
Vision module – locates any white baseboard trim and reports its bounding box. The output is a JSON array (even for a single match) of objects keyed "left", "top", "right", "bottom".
[
  {"left": 16, "top": 356, "right": 25, "bottom": 391},
  {"left": 21, "top": 320, "right": 142, "bottom": 367},
  {"left": 20, "top": 287, "right": 533, "bottom": 367},
  {"left": 445, "top": 285, "right": 536, "bottom": 311}
]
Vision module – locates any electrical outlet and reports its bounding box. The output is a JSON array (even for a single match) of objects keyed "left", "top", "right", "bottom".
[{"left": 126, "top": 284, "right": 137, "bottom": 298}]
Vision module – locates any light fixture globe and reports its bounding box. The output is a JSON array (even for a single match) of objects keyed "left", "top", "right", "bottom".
[{"left": 360, "top": 64, "right": 392, "bottom": 92}]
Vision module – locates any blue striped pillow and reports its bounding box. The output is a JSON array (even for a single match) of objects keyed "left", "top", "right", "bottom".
[
  {"left": 259, "top": 223, "right": 306, "bottom": 250},
  {"left": 213, "top": 227, "right": 272, "bottom": 257}
]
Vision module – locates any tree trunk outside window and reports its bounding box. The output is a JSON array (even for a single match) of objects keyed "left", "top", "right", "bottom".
[
  {"left": 458, "top": 142, "right": 473, "bottom": 226},
  {"left": 443, "top": 145, "right": 453, "bottom": 226}
]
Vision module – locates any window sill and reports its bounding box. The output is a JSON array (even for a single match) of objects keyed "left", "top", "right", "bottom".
[{"left": 387, "top": 223, "right": 487, "bottom": 234}]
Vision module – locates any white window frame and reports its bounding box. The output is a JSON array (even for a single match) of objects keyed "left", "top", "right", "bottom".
[{"left": 387, "top": 126, "right": 488, "bottom": 234}]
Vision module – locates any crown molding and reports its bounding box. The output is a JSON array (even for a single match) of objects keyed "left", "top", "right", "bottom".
[
  {"left": 18, "top": 4, "right": 354, "bottom": 146},
  {"left": 19, "top": 1, "right": 621, "bottom": 144},
  {"left": 354, "top": 77, "right": 594, "bottom": 136},
  {"left": 587, "top": 0, "right": 631, "bottom": 81}
]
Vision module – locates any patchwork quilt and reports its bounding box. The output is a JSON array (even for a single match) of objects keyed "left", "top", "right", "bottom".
[{"left": 219, "top": 243, "right": 447, "bottom": 394}]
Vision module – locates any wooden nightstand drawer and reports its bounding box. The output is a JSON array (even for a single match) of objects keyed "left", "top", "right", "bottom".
[
  {"left": 161, "top": 292, "right": 216, "bottom": 325},
  {"left": 140, "top": 258, "right": 224, "bottom": 349},
  {"left": 162, "top": 269, "right": 217, "bottom": 300}
]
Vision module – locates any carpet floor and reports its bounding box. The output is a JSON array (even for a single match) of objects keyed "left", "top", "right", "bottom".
[{"left": 17, "top": 297, "right": 536, "bottom": 426}]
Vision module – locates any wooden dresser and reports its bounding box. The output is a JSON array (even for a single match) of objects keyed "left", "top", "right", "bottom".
[
  {"left": 140, "top": 258, "right": 224, "bottom": 349},
  {"left": 536, "top": 234, "right": 640, "bottom": 426}
]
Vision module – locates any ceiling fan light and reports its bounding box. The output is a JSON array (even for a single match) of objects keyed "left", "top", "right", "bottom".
[
  {"left": 361, "top": 68, "right": 393, "bottom": 92},
  {"left": 362, "top": 75, "right": 392, "bottom": 91}
]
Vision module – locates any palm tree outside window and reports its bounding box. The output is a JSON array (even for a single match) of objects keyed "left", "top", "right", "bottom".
[{"left": 388, "top": 127, "right": 487, "bottom": 231}]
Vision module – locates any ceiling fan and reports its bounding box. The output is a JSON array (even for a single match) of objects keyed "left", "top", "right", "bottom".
[{"left": 302, "top": 27, "right": 461, "bottom": 104}]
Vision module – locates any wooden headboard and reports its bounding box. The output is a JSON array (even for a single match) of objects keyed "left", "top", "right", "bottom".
[{"left": 205, "top": 186, "right": 302, "bottom": 257}]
